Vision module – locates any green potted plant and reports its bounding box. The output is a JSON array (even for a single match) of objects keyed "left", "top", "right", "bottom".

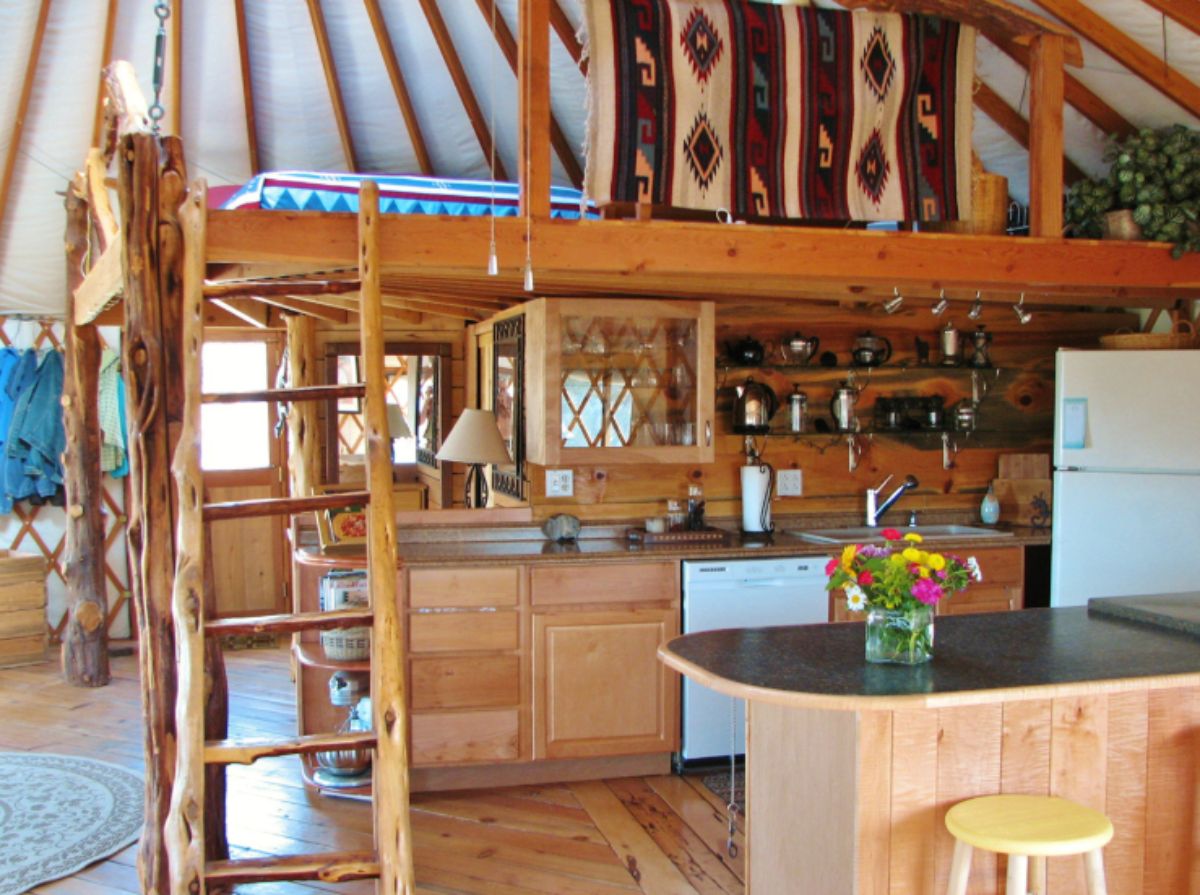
[{"left": 1065, "top": 124, "right": 1200, "bottom": 258}]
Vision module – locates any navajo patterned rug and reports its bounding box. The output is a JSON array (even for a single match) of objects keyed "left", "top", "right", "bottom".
[{"left": 584, "top": 0, "right": 975, "bottom": 223}]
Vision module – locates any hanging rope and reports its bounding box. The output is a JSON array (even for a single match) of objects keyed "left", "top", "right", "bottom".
[{"left": 149, "top": 1, "right": 171, "bottom": 133}]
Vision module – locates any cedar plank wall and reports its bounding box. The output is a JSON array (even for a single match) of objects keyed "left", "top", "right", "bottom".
[{"left": 520, "top": 303, "right": 1136, "bottom": 522}]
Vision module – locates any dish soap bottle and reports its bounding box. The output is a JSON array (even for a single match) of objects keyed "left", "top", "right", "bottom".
[{"left": 980, "top": 483, "right": 1000, "bottom": 525}]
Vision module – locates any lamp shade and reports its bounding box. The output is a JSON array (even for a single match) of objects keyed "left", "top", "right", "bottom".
[
  {"left": 436, "top": 409, "right": 512, "bottom": 465},
  {"left": 385, "top": 403, "right": 412, "bottom": 439}
]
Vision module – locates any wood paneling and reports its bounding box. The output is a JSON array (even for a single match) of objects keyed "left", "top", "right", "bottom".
[{"left": 208, "top": 483, "right": 286, "bottom": 617}]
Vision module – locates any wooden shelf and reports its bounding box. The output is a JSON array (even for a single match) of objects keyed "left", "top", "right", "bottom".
[{"left": 293, "top": 642, "right": 371, "bottom": 673}]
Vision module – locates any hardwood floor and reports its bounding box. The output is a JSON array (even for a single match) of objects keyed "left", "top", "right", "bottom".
[{"left": 0, "top": 647, "right": 744, "bottom": 894}]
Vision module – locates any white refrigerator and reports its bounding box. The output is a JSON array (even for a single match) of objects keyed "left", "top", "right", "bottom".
[{"left": 1051, "top": 349, "right": 1200, "bottom": 607}]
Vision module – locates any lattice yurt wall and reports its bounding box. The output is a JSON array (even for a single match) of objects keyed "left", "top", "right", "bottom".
[{"left": 0, "top": 318, "right": 131, "bottom": 641}]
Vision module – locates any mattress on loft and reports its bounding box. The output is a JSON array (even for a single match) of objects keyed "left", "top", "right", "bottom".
[{"left": 220, "top": 171, "right": 597, "bottom": 219}]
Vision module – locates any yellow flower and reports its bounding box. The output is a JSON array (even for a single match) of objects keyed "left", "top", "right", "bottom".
[
  {"left": 841, "top": 544, "right": 858, "bottom": 570},
  {"left": 903, "top": 532, "right": 924, "bottom": 543},
  {"left": 928, "top": 553, "right": 946, "bottom": 571},
  {"left": 902, "top": 547, "right": 921, "bottom": 563},
  {"left": 918, "top": 566, "right": 931, "bottom": 578},
  {"left": 890, "top": 553, "right": 907, "bottom": 567}
]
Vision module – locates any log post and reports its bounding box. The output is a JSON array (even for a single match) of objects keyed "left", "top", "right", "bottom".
[
  {"left": 285, "top": 314, "right": 321, "bottom": 497},
  {"left": 62, "top": 177, "right": 110, "bottom": 687},
  {"left": 1029, "top": 33, "right": 1066, "bottom": 238}
]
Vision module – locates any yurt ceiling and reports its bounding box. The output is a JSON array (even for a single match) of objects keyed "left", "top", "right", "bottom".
[{"left": 1, "top": 0, "right": 1198, "bottom": 317}]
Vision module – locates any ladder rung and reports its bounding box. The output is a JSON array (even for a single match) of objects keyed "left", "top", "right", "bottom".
[
  {"left": 202, "top": 384, "right": 366, "bottom": 405},
  {"left": 205, "top": 730, "right": 377, "bottom": 765},
  {"left": 203, "top": 490, "right": 370, "bottom": 522},
  {"left": 205, "top": 852, "right": 380, "bottom": 885},
  {"left": 205, "top": 608, "right": 372, "bottom": 637}
]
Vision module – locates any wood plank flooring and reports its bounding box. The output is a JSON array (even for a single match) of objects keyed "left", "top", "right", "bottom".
[{"left": 1, "top": 647, "right": 744, "bottom": 894}]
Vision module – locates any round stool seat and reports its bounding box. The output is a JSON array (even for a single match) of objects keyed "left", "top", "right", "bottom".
[{"left": 946, "top": 795, "right": 1113, "bottom": 858}]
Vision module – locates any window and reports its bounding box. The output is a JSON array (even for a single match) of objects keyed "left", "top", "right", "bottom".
[{"left": 200, "top": 341, "right": 271, "bottom": 471}]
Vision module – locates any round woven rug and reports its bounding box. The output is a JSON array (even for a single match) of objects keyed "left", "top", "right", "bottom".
[{"left": 0, "top": 753, "right": 143, "bottom": 895}]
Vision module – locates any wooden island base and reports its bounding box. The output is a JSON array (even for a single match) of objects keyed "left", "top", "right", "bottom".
[{"left": 752, "top": 688, "right": 1200, "bottom": 894}]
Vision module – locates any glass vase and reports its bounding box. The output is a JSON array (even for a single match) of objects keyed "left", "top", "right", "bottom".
[{"left": 865, "top": 605, "right": 934, "bottom": 665}]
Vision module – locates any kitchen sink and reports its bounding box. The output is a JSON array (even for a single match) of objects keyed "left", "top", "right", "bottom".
[{"left": 789, "top": 524, "right": 1013, "bottom": 544}]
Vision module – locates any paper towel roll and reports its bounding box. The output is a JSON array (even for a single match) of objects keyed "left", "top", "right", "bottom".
[{"left": 741, "top": 464, "right": 772, "bottom": 533}]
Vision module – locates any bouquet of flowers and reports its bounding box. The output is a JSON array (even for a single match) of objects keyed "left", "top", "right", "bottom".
[{"left": 825, "top": 529, "right": 982, "bottom": 663}]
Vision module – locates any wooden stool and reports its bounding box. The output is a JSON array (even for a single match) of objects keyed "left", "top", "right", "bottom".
[{"left": 945, "top": 794, "right": 1113, "bottom": 895}]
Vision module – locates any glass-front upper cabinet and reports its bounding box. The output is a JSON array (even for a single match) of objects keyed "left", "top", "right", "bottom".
[{"left": 523, "top": 298, "right": 714, "bottom": 465}]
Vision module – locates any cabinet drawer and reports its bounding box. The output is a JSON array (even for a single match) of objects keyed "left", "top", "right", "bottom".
[
  {"left": 411, "top": 709, "right": 520, "bottom": 765},
  {"left": 968, "top": 547, "right": 1024, "bottom": 586},
  {"left": 409, "top": 566, "right": 519, "bottom": 608},
  {"left": 531, "top": 562, "right": 677, "bottom": 607},
  {"left": 411, "top": 655, "right": 520, "bottom": 710},
  {"left": 410, "top": 611, "right": 519, "bottom": 652},
  {"left": 941, "top": 584, "right": 1022, "bottom": 615}
]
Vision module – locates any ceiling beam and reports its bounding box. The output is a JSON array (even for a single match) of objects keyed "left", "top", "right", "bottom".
[
  {"left": 549, "top": 1, "right": 586, "bottom": 75},
  {"left": 417, "top": 0, "right": 508, "bottom": 181},
  {"left": 363, "top": 0, "right": 432, "bottom": 176},
  {"left": 238, "top": 293, "right": 349, "bottom": 324},
  {"left": 209, "top": 297, "right": 270, "bottom": 328},
  {"left": 232, "top": 0, "right": 260, "bottom": 173},
  {"left": 90, "top": 0, "right": 120, "bottom": 148},
  {"left": 989, "top": 35, "right": 1134, "bottom": 139},
  {"left": 304, "top": 0, "right": 359, "bottom": 170},
  {"left": 520, "top": 0, "right": 552, "bottom": 219},
  {"left": 0, "top": 0, "right": 52, "bottom": 244},
  {"left": 474, "top": 0, "right": 583, "bottom": 188},
  {"left": 838, "top": 0, "right": 1083, "bottom": 65},
  {"left": 974, "top": 80, "right": 1086, "bottom": 185},
  {"left": 1139, "top": 0, "right": 1200, "bottom": 38},
  {"left": 1028, "top": 0, "right": 1200, "bottom": 119}
]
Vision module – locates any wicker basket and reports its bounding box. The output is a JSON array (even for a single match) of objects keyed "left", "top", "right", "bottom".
[
  {"left": 1101, "top": 209, "right": 1143, "bottom": 241},
  {"left": 1099, "top": 319, "right": 1197, "bottom": 350},
  {"left": 319, "top": 627, "right": 371, "bottom": 661},
  {"left": 319, "top": 571, "right": 370, "bottom": 660}
]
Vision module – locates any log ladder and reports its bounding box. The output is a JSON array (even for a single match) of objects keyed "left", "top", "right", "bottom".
[{"left": 165, "top": 181, "right": 415, "bottom": 893}]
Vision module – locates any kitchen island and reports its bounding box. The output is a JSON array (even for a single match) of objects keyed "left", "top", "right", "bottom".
[{"left": 659, "top": 607, "right": 1200, "bottom": 895}]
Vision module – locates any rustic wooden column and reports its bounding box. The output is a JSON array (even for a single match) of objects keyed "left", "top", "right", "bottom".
[
  {"left": 285, "top": 314, "right": 321, "bottom": 497},
  {"left": 1029, "top": 33, "right": 1066, "bottom": 238},
  {"left": 518, "top": 0, "right": 551, "bottom": 219},
  {"left": 62, "top": 179, "right": 110, "bottom": 687}
]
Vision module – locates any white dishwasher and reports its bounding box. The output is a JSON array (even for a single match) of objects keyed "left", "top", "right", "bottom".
[{"left": 680, "top": 556, "right": 832, "bottom": 765}]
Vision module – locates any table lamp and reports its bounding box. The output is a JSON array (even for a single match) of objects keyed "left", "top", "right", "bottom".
[{"left": 435, "top": 409, "right": 511, "bottom": 508}]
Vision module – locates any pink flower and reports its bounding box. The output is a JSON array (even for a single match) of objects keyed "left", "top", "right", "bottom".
[
  {"left": 881, "top": 528, "right": 901, "bottom": 541},
  {"left": 858, "top": 571, "right": 874, "bottom": 586},
  {"left": 825, "top": 557, "right": 840, "bottom": 576},
  {"left": 936, "top": 569, "right": 948, "bottom": 580},
  {"left": 911, "top": 577, "right": 943, "bottom": 605}
]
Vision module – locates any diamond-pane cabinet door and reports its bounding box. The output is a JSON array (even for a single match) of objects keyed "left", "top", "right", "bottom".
[{"left": 522, "top": 298, "right": 714, "bottom": 466}]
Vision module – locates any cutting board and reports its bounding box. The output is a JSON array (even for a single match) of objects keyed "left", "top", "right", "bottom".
[
  {"left": 992, "top": 478, "right": 1052, "bottom": 529},
  {"left": 997, "top": 453, "right": 1051, "bottom": 479}
]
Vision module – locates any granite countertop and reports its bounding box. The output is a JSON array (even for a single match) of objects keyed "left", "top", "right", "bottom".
[
  {"left": 1087, "top": 593, "right": 1200, "bottom": 636},
  {"left": 658, "top": 606, "right": 1200, "bottom": 710}
]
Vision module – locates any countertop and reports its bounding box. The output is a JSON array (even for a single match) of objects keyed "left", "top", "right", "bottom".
[
  {"left": 1087, "top": 592, "right": 1200, "bottom": 636},
  {"left": 658, "top": 606, "right": 1200, "bottom": 710},
  {"left": 302, "top": 521, "right": 1049, "bottom": 567}
]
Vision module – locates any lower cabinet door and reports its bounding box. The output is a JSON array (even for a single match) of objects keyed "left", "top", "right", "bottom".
[
  {"left": 411, "top": 708, "right": 520, "bottom": 765},
  {"left": 533, "top": 608, "right": 678, "bottom": 760}
]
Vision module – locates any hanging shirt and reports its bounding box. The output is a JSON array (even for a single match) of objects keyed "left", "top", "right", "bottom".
[
  {"left": 98, "top": 349, "right": 126, "bottom": 473},
  {"left": 0, "top": 350, "right": 40, "bottom": 514},
  {"left": 4, "top": 350, "right": 65, "bottom": 506}
]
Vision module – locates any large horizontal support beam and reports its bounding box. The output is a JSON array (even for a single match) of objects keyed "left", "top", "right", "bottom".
[{"left": 204, "top": 211, "right": 1200, "bottom": 307}]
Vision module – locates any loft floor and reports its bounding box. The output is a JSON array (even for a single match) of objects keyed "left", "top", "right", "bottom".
[{"left": 1, "top": 647, "right": 744, "bottom": 895}]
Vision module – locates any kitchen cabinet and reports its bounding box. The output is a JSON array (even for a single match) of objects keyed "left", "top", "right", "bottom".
[
  {"left": 531, "top": 561, "right": 680, "bottom": 760},
  {"left": 829, "top": 544, "right": 1025, "bottom": 621},
  {"left": 517, "top": 298, "right": 715, "bottom": 465}
]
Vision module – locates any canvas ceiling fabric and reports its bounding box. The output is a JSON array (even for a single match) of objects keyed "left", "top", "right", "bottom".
[{"left": 583, "top": 0, "right": 975, "bottom": 222}]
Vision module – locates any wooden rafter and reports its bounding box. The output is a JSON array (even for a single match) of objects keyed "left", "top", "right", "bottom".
[
  {"left": 232, "top": 0, "right": 260, "bottom": 173},
  {"left": 549, "top": 1, "right": 586, "bottom": 75},
  {"left": 0, "top": 0, "right": 52, "bottom": 239},
  {"left": 304, "top": 0, "right": 358, "bottom": 170},
  {"left": 1139, "top": 0, "right": 1200, "bottom": 38},
  {"left": 90, "top": 0, "right": 121, "bottom": 148},
  {"left": 838, "top": 0, "right": 1083, "bottom": 65},
  {"left": 988, "top": 35, "right": 1134, "bottom": 139},
  {"left": 475, "top": 0, "right": 583, "bottom": 188},
  {"left": 1028, "top": 0, "right": 1200, "bottom": 118},
  {"left": 974, "top": 79, "right": 1086, "bottom": 184},
  {"left": 417, "top": 0, "right": 508, "bottom": 181},
  {"left": 363, "top": 0, "right": 432, "bottom": 176},
  {"left": 210, "top": 297, "right": 270, "bottom": 328}
]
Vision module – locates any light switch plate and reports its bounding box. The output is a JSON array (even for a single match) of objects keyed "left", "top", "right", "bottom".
[
  {"left": 545, "top": 468, "right": 574, "bottom": 498},
  {"left": 776, "top": 469, "right": 803, "bottom": 497}
]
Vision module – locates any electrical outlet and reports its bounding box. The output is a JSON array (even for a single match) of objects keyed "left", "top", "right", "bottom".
[
  {"left": 545, "top": 468, "right": 574, "bottom": 498},
  {"left": 777, "top": 469, "right": 804, "bottom": 497}
]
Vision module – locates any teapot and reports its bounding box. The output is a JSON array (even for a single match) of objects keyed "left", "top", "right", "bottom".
[
  {"left": 781, "top": 332, "right": 820, "bottom": 365},
  {"left": 725, "top": 336, "right": 766, "bottom": 366},
  {"left": 851, "top": 331, "right": 891, "bottom": 367},
  {"left": 733, "top": 377, "right": 778, "bottom": 434}
]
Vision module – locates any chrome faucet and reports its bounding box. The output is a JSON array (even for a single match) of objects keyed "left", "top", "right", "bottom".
[{"left": 865, "top": 474, "right": 919, "bottom": 527}]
